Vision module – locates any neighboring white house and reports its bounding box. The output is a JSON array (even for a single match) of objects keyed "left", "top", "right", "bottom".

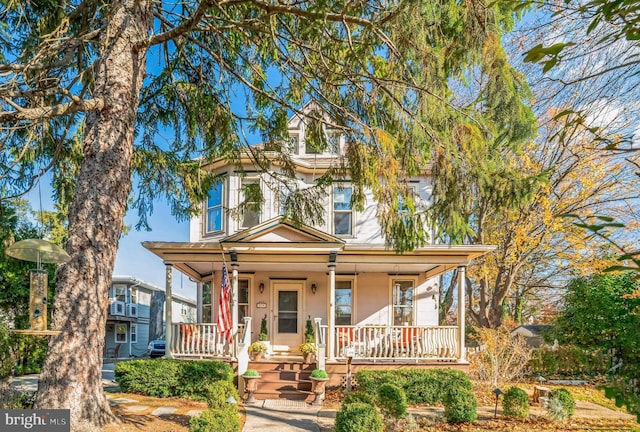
[
  {"left": 104, "top": 275, "right": 196, "bottom": 359},
  {"left": 143, "top": 106, "right": 495, "bottom": 365}
]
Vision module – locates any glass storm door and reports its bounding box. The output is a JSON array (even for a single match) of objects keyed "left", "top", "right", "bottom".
[{"left": 273, "top": 282, "right": 303, "bottom": 349}]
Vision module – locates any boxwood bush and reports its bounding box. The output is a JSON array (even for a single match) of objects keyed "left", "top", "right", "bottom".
[
  {"left": 343, "top": 391, "right": 375, "bottom": 406},
  {"left": 355, "top": 368, "right": 472, "bottom": 405},
  {"left": 377, "top": 383, "right": 407, "bottom": 419},
  {"left": 502, "top": 386, "right": 529, "bottom": 419},
  {"left": 549, "top": 388, "right": 575, "bottom": 418},
  {"left": 189, "top": 407, "right": 240, "bottom": 432},
  {"left": 115, "top": 359, "right": 234, "bottom": 399},
  {"left": 335, "top": 402, "right": 383, "bottom": 432},
  {"left": 444, "top": 389, "right": 477, "bottom": 424}
]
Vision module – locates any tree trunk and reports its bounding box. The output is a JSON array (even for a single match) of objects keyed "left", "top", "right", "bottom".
[
  {"left": 149, "top": 290, "right": 166, "bottom": 342},
  {"left": 35, "top": 1, "right": 150, "bottom": 430}
]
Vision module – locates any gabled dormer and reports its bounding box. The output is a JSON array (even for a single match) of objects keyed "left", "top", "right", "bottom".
[{"left": 287, "top": 102, "right": 345, "bottom": 158}]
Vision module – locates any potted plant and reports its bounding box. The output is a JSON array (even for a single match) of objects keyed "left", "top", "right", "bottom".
[
  {"left": 248, "top": 341, "right": 268, "bottom": 360},
  {"left": 309, "top": 369, "right": 329, "bottom": 406},
  {"left": 299, "top": 342, "right": 316, "bottom": 364},
  {"left": 242, "top": 369, "right": 261, "bottom": 404},
  {"left": 258, "top": 315, "right": 271, "bottom": 356},
  {"left": 304, "top": 316, "right": 315, "bottom": 343}
]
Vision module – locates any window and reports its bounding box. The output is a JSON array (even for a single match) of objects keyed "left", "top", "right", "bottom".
[
  {"left": 238, "top": 279, "right": 250, "bottom": 322},
  {"left": 130, "top": 286, "right": 137, "bottom": 304},
  {"left": 288, "top": 135, "right": 299, "bottom": 154},
  {"left": 392, "top": 280, "right": 414, "bottom": 325},
  {"left": 333, "top": 184, "right": 353, "bottom": 236},
  {"left": 115, "top": 324, "right": 127, "bottom": 343},
  {"left": 111, "top": 284, "right": 127, "bottom": 302},
  {"left": 335, "top": 280, "right": 353, "bottom": 325},
  {"left": 327, "top": 132, "right": 340, "bottom": 154},
  {"left": 130, "top": 324, "right": 137, "bottom": 343},
  {"left": 279, "top": 182, "right": 297, "bottom": 217},
  {"left": 206, "top": 181, "right": 224, "bottom": 233},
  {"left": 239, "top": 178, "right": 261, "bottom": 228},
  {"left": 202, "top": 282, "right": 212, "bottom": 323}
]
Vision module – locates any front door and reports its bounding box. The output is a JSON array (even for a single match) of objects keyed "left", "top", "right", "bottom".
[{"left": 273, "top": 282, "right": 303, "bottom": 350}]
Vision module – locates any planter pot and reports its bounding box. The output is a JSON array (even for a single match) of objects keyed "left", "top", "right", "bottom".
[
  {"left": 310, "top": 377, "right": 329, "bottom": 406},
  {"left": 243, "top": 375, "right": 261, "bottom": 404},
  {"left": 252, "top": 352, "right": 264, "bottom": 361},
  {"left": 302, "top": 352, "right": 313, "bottom": 364}
]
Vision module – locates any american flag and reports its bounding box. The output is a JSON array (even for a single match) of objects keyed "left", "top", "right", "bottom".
[{"left": 217, "top": 263, "right": 233, "bottom": 343}]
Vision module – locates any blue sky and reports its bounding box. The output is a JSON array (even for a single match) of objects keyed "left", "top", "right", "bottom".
[{"left": 28, "top": 183, "right": 197, "bottom": 299}]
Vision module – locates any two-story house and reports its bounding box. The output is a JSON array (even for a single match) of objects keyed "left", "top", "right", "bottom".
[
  {"left": 104, "top": 275, "right": 196, "bottom": 360},
  {"left": 143, "top": 107, "right": 494, "bottom": 397}
]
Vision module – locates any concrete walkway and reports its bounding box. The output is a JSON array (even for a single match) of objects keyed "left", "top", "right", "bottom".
[{"left": 242, "top": 400, "right": 326, "bottom": 432}]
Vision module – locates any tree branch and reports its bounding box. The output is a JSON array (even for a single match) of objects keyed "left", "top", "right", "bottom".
[{"left": 0, "top": 98, "right": 104, "bottom": 122}]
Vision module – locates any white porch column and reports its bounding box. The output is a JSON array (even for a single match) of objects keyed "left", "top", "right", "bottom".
[
  {"left": 164, "top": 263, "right": 173, "bottom": 359},
  {"left": 231, "top": 263, "right": 239, "bottom": 344},
  {"left": 196, "top": 281, "right": 203, "bottom": 323},
  {"left": 328, "top": 263, "right": 336, "bottom": 362},
  {"left": 457, "top": 265, "right": 467, "bottom": 363}
]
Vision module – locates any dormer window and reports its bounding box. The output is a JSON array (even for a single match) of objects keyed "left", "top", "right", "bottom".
[
  {"left": 327, "top": 132, "right": 340, "bottom": 154},
  {"left": 206, "top": 181, "right": 224, "bottom": 233},
  {"left": 288, "top": 135, "right": 299, "bottom": 154},
  {"left": 333, "top": 184, "right": 353, "bottom": 236}
]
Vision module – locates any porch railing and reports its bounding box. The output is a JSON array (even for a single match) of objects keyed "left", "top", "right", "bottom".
[
  {"left": 326, "top": 325, "right": 459, "bottom": 361},
  {"left": 169, "top": 323, "right": 243, "bottom": 358}
]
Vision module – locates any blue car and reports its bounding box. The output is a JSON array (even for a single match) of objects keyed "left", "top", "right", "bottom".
[{"left": 147, "top": 339, "right": 165, "bottom": 358}]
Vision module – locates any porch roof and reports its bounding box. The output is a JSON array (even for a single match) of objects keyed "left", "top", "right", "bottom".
[{"left": 142, "top": 241, "right": 495, "bottom": 282}]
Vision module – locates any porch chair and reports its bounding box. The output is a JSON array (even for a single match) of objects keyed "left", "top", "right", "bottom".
[{"left": 105, "top": 343, "right": 121, "bottom": 359}]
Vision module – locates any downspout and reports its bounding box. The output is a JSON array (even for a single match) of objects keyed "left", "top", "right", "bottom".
[{"left": 165, "top": 263, "right": 173, "bottom": 359}]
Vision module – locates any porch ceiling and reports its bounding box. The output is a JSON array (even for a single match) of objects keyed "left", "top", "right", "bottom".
[{"left": 142, "top": 241, "right": 495, "bottom": 282}]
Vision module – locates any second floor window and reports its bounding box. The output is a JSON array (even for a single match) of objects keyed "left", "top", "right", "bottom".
[
  {"left": 333, "top": 184, "right": 353, "bottom": 236},
  {"left": 206, "top": 181, "right": 224, "bottom": 233},
  {"left": 111, "top": 284, "right": 127, "bottom": 302},
  {"left": 240, "top": 178, "right": 261, "bottom": 229}
]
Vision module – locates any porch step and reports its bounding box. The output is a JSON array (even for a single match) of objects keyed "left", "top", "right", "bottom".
[{"left": 245, "top": 360, "right": 315, "bottom": 401}]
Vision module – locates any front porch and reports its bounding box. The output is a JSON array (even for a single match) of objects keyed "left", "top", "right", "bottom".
[{"left": 167, "top": 320, "right": 461, "bottom": 363}]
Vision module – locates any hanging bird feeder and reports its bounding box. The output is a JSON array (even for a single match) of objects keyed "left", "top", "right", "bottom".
[{"left": 5, "top": 239, "right": 70, "bottom": 335}]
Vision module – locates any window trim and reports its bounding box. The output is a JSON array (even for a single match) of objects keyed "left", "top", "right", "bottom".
[
  {"left": 332, "top": 183, "right": 354, "bottom": 237},
  {"left": 115, "top": 323, "right": 128, "bottom": 343},
  {"left": 335, "top": 278, "right": 355, "bottom": 325},
  {"left": 238, "top": 177, "right": 261, "bottom": 230},
  {"left": 389, "top": 277, "right": 417, "bottom": 326},
  {"left": 204, "top": 180, "right": 225, "bottom": 235},
  {"left": 130, "top": 324, "right": 137, "bottom": 343}
]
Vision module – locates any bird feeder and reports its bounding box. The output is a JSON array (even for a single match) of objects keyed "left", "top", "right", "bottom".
[{"left": 5, "top": 239, "right": 70, "bottom": 335}]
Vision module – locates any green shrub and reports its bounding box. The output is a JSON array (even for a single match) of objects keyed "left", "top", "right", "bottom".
[
  {"left": 530, "top": 346, "right": 608, "bottom": 379},
  {"left": 205, "top": 380, "right": 240, "bottom": 409},
  {"left": 343, "top": 391, "right": 375, "bottom": 406},
  {"left": 310, "top": 369, "right": 328, "bottom": 379},
  {"left": 259, "top": 315, "right": 269, "bottom": 341},
  {"left": 377, "top": 384, "right": 407, "bottom": 419},
  {"left": 115, "top": 359, "right": 234, "bottom": 399},
  {"left": 444, "top": 389, "right": 477, "bottom": 424},
  {"left": 335, "top": 402, "right": 383, "bottom": 432},
  {"left": 356, "top": 368, "right": 472, "bottom": 405},
  {"left": 305, "top": 316, "right": 315, "bottom": 343},
  {"left": 549, "top": 388, "right": 575, "bottom": 418},
  {"left": 243, "top": 369, "right": 260, "bottom": 377},
  {"left": 189, "top": 407, "right": 240, "bottom": 432},
  {"left": 502, "top": 386, "right": 529, "bottom": 419}
]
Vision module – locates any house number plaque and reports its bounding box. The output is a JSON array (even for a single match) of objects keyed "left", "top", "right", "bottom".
[{"left": 256, "top": 301, "right": 267, "bottom": 308}]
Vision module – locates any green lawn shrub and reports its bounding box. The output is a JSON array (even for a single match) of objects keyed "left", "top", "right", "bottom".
[
  {"left": 115, "top": 359, "right": 234, "bottom": 399},
  {"left": 189, "top": 407, "right": 240, "bottom": 432},
  {"left": 530, "top": 346, "right": 608, "bottom": 378},
  {"left": 355, "top": 368, "right": 472, "bottom": 405},
  {"left": 444, "top": 389, "right": 478, "bottom": 424},
  {"left": 548, "top": 388, "right": 575, "bottom": 418},
  {"left": 335, "top": 402, "right": 383, "bottom": 432},
  {"left": 377, "top": 383, "right": 407, "bottom": 419},
  {"left": 502, "top": 386, "right": 529, "bottom": 418},
  {"left": 343, "top": 391, "right": 375, "bottom": 406},
  {"left": 205, "top": 380, "right": 240, "bottom": 409}
]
